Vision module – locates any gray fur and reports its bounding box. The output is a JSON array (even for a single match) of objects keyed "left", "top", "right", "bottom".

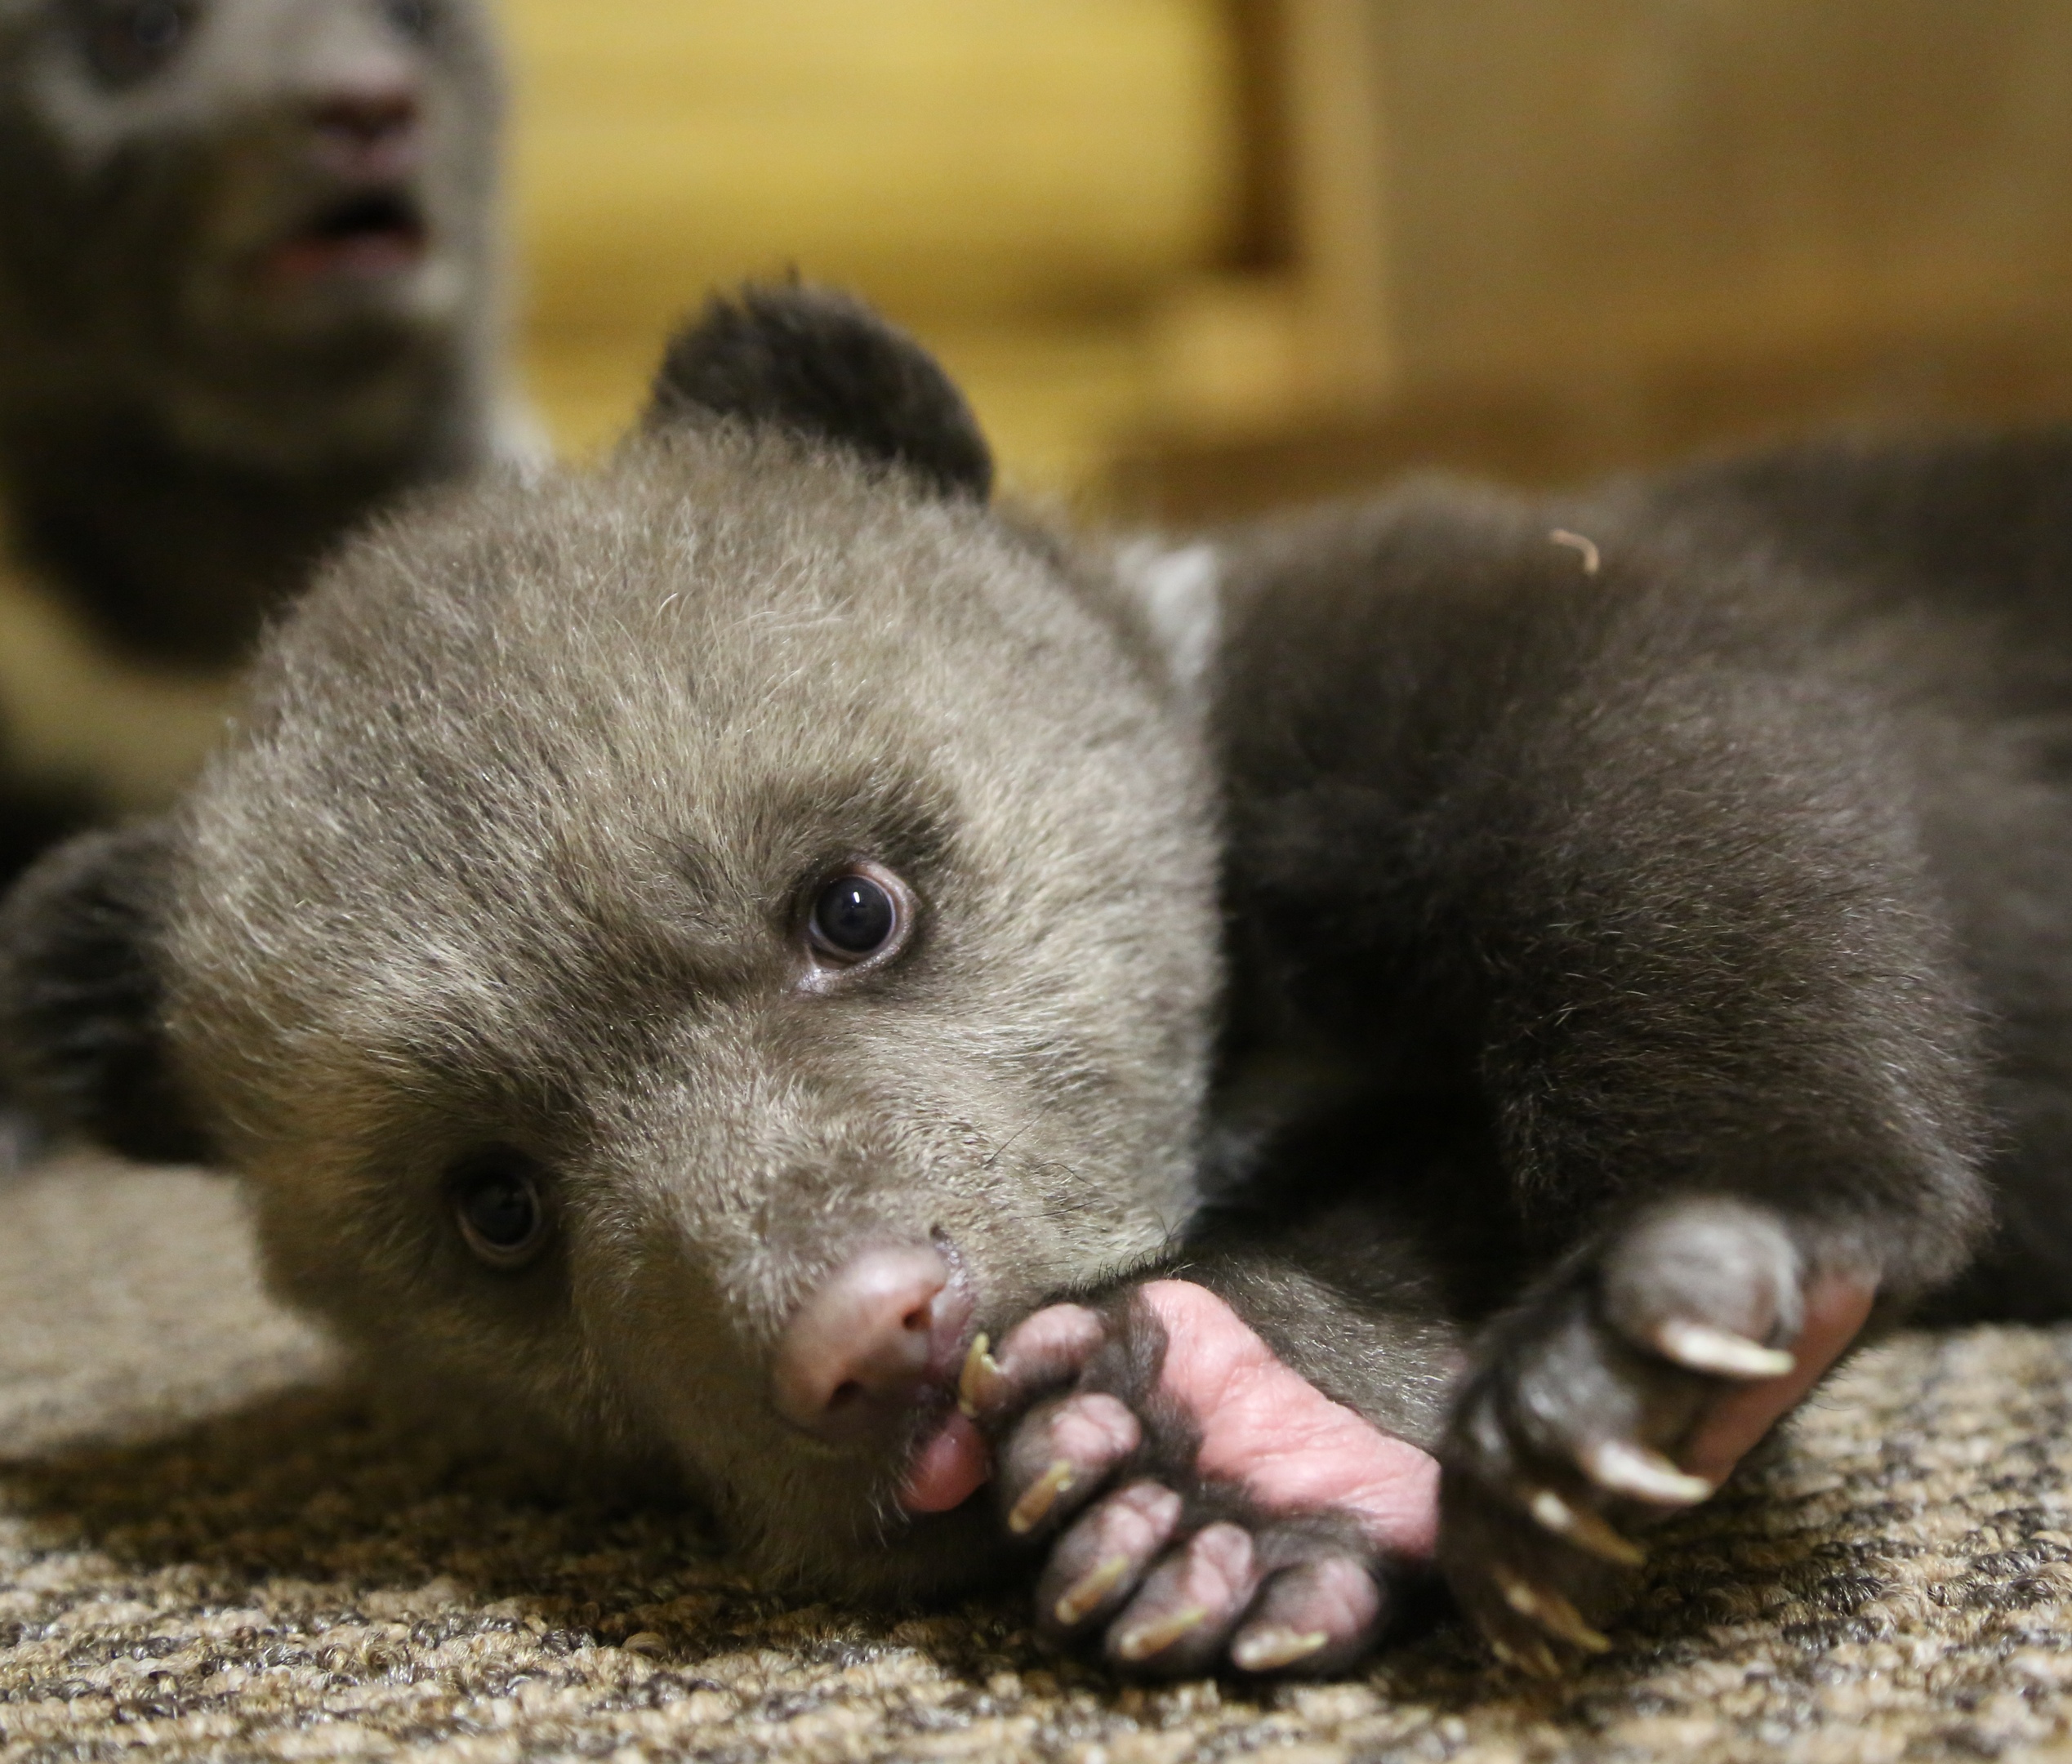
[
  {"left": 161, "top": 417, "right": 1219, "bottom": 1595},
  {"left": 0, "top": 0, "right": 512, "bottom": 871},
  {"left": 13, "top": 288, "right": 2072, "bottom": 1645}
]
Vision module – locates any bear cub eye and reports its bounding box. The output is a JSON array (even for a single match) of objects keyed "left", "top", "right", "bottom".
[
  {"left": 76, "top": 0, "right": 197, "bottom": 87},
  {"left": 450, "top": 1152, "right": 549, "bottom": 1267},
  {"left": 383, "top": 0, "right": 434, "bottom": 40},
  {"left": 806, "top": 862, "right": 914, "bottom": 969}
]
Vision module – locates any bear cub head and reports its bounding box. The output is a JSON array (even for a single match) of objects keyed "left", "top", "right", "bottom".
[
  {"left": 0, "top": 0, "right": 506, "bottom": 476},
  {"left": 0, "top": 287, "right": 1223, "bottom": 1597}
]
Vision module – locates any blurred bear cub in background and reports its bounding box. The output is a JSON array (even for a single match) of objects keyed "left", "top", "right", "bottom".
[
  {"left": 0, "top": 0, "right": 519, "bottom": 883},
  {"left": 8, "top": 284, "right": 2072, "bottom": 1679}
]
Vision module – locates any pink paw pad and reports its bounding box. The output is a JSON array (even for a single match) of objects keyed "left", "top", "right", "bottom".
[{"left": 1134, "top": 1280, "right": 1441, "bottom": 1559}]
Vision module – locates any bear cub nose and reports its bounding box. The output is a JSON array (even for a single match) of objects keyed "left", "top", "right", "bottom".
[
  {"left": 772, "top": 1243, "right": 966, "bottom": 1446},
  {"left": 310, "top": 87, "right": 423, "bottom": 176}
]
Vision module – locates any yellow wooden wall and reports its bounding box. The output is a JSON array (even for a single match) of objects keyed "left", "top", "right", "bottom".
[
  {"left": 501, "top": 2, "right": 1242, "bottom": 494},
  {"left": 1121, "top": 2, "right": 2072, "bottom": 518},
  {"left": 505, "top": 4, "right": 2072, "bottom": 516}
]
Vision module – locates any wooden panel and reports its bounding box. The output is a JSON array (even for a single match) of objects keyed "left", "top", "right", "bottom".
[
  {"left": 501, "top": 2, "right": 1242, "bottom": 480},
  {"left": 503, "top": 0, "right": 1241, "bottom": 335},
  {"left": 1119, "top": 315, "right": 2072, "bottom": 521},
  {"left": 1120, "top": 2, "right": 2072, "bottom": 511},
  {"left": 1369, "top": 0, "right": 2072, "bottom": 388}
]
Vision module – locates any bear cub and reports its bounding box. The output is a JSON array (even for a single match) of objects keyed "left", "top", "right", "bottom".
[
  {"left": 11, "top": 285, "right": 2072, "bottom": 1678},
  {"left": 0, "top": 0, "right": 519, "bottom": 881}
]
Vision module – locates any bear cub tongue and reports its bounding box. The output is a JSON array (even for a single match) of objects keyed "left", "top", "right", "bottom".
[{"left": 900, "top": 1411, "right": 993, "bottom": 1513}]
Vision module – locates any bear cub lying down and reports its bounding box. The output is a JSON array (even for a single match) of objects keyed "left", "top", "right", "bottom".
[{"left": 11, "top": 286, "right": 2072, "bottom": 1677}]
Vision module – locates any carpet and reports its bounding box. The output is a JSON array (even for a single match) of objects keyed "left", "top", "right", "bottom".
[{"left": 3, "top": 1155, "right": 2072, "bottom": 1762}]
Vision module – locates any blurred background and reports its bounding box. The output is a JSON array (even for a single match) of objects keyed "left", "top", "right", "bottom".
[{"left": 504, "top": 0, "right": 2072, "bottom": 521}]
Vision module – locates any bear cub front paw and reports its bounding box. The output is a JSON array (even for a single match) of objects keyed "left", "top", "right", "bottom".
[
  {"left": 961, "top": 1280, "right": 1443, "bottom": 1677},
  {"left": 1439, "top": 1197, "right": 1875, "bottom": 1674}
]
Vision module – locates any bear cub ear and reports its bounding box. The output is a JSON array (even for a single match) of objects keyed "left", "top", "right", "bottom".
[
  {"left": 645, "top": 283, "right": 994, "bottom": 502},
  {"left": 0, "top": 821, "right": 210, "bottom": 1166}
]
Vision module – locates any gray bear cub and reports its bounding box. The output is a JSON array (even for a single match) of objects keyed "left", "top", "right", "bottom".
[
  {"left": 0, "top": 0, "right": 515, "bottom": 878},
  {"left": 7, "top": 285, "right": 2070, "bottom": 1678}
]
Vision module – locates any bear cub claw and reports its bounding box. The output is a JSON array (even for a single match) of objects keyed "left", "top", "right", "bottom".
[
  {"left": 967, "top": 1281, "right": 1441, "bottom": 1679},
  {"left": 1438, "top": 1197, "right": 1875, "bottom": 1673},
  {"left": 956, "top": 1202, "right": 1873, "bottom": 1678}
]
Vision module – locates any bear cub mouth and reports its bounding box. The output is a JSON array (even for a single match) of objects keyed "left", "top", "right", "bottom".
[{"left": 266, "top": 189, "right": 428, "bottom": 285}]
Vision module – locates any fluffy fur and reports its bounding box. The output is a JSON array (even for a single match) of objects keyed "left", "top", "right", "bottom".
[
  {"left": 0, "top": 0, "right": 516, "bottom": 879},
  {"left": 2, "top": 287, "right": 2069, "bottom": 1664},
  {"left": 131, "top": 345, "right": 1216, "bottom": 1593}
]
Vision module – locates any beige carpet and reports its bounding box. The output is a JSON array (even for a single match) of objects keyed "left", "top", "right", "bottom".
[{"left": 4, "top": 1157, "right": 2072, "bottom": 1761}]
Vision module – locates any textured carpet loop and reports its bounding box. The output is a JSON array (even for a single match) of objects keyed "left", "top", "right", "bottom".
[{"left": 8, "top": 1165, "right": 2072, "bottom": 1757}]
